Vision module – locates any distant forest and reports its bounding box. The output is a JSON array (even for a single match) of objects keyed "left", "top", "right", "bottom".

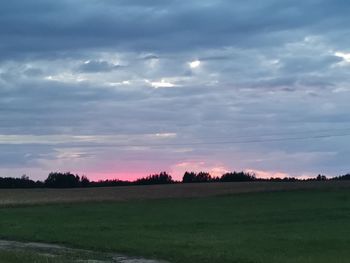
[{"left": 0, "top": 171, "right": 349, "bottom": 188}]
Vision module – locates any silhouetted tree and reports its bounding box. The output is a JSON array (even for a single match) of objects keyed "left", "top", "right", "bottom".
[
  {"left": 80, "top": 175, "right": 90, "bottom": 187},
  {"left": 316, "top": 174, "right": 327, "bottom": 181},
  {"left": 89, "top": 179, "right": 131, "bottom": 187},
  {"left": 135, "top": 172, "right": 174, "bottom": 185},
  {"left": 331, "top": 173, "right": 350, "bottom": 180},
  {"left": 0, "top": 176, "right": 43, "bottom": 188},
  {"left": 282, "top": 177, "right": 298, "bottom": 182},
  {"left": 220, "top": 171, "right": 256, "bottom": 182},
  {"left": 267, "top": 177, "right": 298, "bottom": 182},
  {"left": 196, "top": 172, "right": 212, "bottom": 182},
  {"left": 44, "top": 172, "right": 81, "bottom": 188},
  {"left": 21, "top": 174, "right": 29, "bottom": 181},
  {"left": 182, "top": 171, "right": 212, "bottom": 183},
  {"left": 182, "top": 172, "right": 197, "bottom": 183},
  {"left": 2, "top": 170, "right": 350, "bottom": 189}
]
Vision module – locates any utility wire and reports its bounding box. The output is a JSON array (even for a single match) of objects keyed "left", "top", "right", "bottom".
[
  {"left": 100, "top": 132, "right": 350, "bottom": 148},
  {"left": 178, "top": 127, "right": 350, "bottom": 141}
]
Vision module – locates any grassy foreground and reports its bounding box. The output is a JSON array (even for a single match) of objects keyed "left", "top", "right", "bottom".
[{"left": 0, "top": 189, "right": 350, "bottom": 263}]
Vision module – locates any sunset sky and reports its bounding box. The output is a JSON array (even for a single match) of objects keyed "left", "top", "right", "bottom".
[{"left": 1, "top": 0, "right": 350, "bottom": 181}]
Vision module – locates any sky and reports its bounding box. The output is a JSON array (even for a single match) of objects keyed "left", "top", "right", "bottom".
[{"left": 1, "top": 0, "right": 350, "bottom": 181}]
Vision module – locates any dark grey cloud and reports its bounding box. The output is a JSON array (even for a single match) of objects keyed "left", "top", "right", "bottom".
[
  {"left": 141, "top": 54, "right": 160, "bottom": 60},
  {"left": 280, "top": 55, "right": 342, "bottom": 73},
  {"left": 78, "top": 60, "right": 123, "bottom": 73},
  {"left": 0, "top": 0, "right": 350, "bottom": 179},
  {"left": 0, "top": 144, "right": 53, "bottom": 168},
  {"left": 1, "top": 0, "right": 350, "bottom": 59}
]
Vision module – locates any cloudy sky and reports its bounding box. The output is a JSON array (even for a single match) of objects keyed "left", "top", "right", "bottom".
[{"left": 1, "top": 0, "right": 350, "bottom": 181}]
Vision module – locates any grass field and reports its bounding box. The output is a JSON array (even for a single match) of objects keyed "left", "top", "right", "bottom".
[
  {"left": 1, "top": 181, "right": 350, "bottom": 205},
  {"left": 1, "top": 184, "right": 350, "bottom": 262}
]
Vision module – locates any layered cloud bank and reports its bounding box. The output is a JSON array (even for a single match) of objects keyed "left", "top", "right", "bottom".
[{"left": 1, "top": 0, "right": 350, "bottom": 180}]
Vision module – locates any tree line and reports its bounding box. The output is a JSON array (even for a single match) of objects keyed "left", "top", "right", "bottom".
[{"left": 0, "top": 171, "right": 348, "bottom": 188}]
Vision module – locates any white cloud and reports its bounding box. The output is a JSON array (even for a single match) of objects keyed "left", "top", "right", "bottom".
[
  {"left": 154, "top": 133, "right": 177, "bottom": 138},
  {"left": 108, "top": 80, "right": 131, "bottom": 86},
  {"left": 334, "top": 51, "right": 350, "bottom": 62},
  {"left": 146, "top": 79, "right": 177, "bottom": 88},
  {"left": 189, "top": 60, "right": 201, "bottom": 68},
  {"left": 45, "top": 73, "right": 86, "bottom": 83}
]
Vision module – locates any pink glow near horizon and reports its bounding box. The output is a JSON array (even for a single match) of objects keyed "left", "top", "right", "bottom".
[
  {"left": 170, "top": 160, "right": 230, "bottom": 179},
  {"left": 83, "top": 162, "right": 300, "bottom": 182}
]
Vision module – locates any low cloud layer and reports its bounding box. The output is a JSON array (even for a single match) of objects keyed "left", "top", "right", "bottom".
[{"left": 1, "top": 0, "right": 350, "bottom": 180}]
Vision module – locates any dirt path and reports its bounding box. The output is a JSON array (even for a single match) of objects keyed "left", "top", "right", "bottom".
[{"left": 0, "top": 240, "right": 168, "bottom": 263}]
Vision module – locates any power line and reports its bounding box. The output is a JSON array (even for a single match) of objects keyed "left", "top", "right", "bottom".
[
  {"left": 178, "top": 127, "right": 350, "bottom": 141},
  {"left": 46, "top": 129, "right": 350, "bottom": 149},
  {"left": 100, "top": 132, "right": 350, "bottom": 148}
]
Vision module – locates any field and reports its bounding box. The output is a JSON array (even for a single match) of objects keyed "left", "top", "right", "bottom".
[
  {"left": 1, "top": 181, "right": 350, "bottom": 205},
  {"left": 0, "top": 182, "right": 350, "bottom": 262}
]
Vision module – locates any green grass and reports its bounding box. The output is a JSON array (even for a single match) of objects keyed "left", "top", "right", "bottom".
[{"left": 0, "top": 189, "right": 350, "bottom": 263}]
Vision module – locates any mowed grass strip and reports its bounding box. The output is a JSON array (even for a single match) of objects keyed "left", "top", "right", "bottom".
[{"left": 0, "top": 189, "right": 350, "bottom": 263}]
